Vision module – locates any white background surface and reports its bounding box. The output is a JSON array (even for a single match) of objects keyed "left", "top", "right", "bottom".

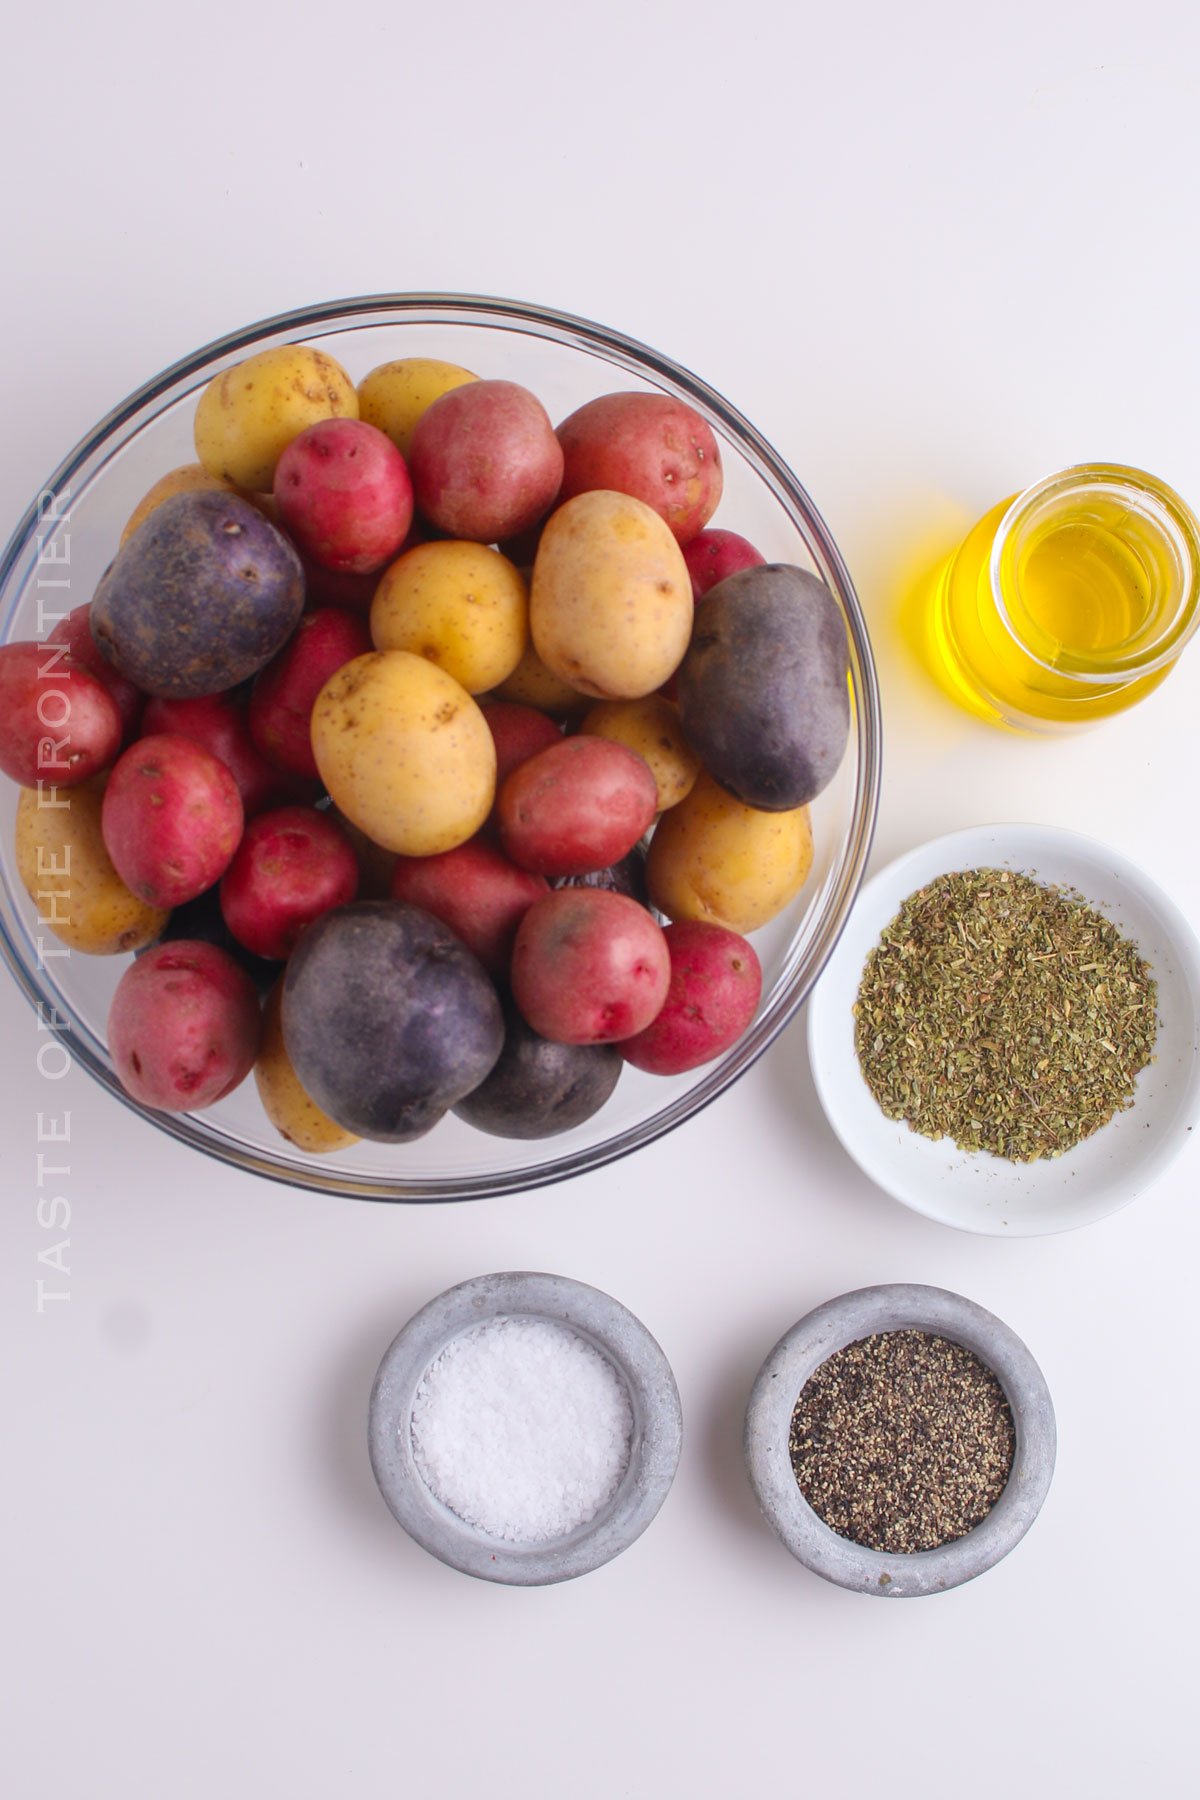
[{"left": 3, "top": 4, "right": 1197, "bottom": 1795}]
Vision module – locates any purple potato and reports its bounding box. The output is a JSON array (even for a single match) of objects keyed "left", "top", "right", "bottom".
[
  {"left": 677, "top": 564, "right": 850, "bottom": 810},
  {"left": 453, "top": 1007, "right": 621, "bottom": 1139},
  {"left": 91, "top": 491, "right": 304, "bottom": 698},
  {"left": 281, "top": 900, "right": 503, "bottom": 1142}
]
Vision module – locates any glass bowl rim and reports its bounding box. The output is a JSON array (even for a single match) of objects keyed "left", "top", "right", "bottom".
[{"left": 0, "top": 291, "right": 882, "bottom": 1203}]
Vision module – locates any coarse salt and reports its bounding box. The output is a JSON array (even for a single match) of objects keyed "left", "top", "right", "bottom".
[{"left": 409, "top": 1314, "right": 634, "bottom": 1543}]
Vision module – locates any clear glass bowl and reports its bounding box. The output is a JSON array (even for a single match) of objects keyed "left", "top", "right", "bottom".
[{"left": 0, "top": 295, "right": 881, "bottom": 1202}]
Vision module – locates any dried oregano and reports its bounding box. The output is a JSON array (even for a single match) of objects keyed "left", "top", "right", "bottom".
[{"left": 853, "top": 867, "right": 1158, "bottom": 1162}]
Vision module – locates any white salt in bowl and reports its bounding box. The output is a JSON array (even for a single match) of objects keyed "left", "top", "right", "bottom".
[
  {"left": 806, "top": 823, "right": 1200, "bottom": 1236},
  {"left": 367, "top": 1271, "right": 682, "bottom": 1585}
]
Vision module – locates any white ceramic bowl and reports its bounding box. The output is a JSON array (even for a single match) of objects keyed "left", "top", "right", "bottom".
[{"left": 806, "top": 823, "right": 1200, "bottom": 1236}]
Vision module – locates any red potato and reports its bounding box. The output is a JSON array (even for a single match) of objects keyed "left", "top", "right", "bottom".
[
  {"left": 619, "top": 921, "right": 762, "bottom": 1075},
  {"left": 102, "top": 733, "right": 244, "bottom": 907},
  {"left": 329, "top": 807, "right": 397, "bottom": 899},
  {"left": 220, "top": 806, "right": 358, "bottom": 960},
  {"left": 481, "top": 701, "right": 562, "bottom": 823},
  {"left": 410, "top": 380, "right": 563, "bottom": 543},
  {"left": 108, "top": 939, "right": 262, "bottom": 1111},
  {"left": 248, "top": 607, "right": 372, "bottom": 780},
  {"left": 511, "top": 887, "right": 670, "bottom": 1045},
  {"left": 0, "top": 640, "right": 123, "bottom": 788},
  {"left": 297, "top": 555, "right": 380, "bottom": 616},
  {"left": 682, "top": 529, "right": 765, "bottom": 601},
  {"left": 142, "top": 691, "right": 316, "bottom": 816},
  {"left": 389, "top": 836, "right": 549, "bottom": 978},
  {"left": 47, "top": 603, "right": 144, "bottom": 741},
  {"left": 498, "top": 736, "right": 657, "bottom": 878},
  {"left": 273, "top": 418, "right": 414, "bottom": 574},
  {"left": 556, "top": 392, "right": 723, "bottom": 545}
]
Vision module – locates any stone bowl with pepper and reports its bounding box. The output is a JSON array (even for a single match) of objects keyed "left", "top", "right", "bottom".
[{"left": 806, "top": 822, "right": 1200, "bottom": 1235}]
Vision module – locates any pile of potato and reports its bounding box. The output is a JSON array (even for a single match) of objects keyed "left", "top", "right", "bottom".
[{"left": 0, "top": 340, "right": 850, "bottom": 1153}]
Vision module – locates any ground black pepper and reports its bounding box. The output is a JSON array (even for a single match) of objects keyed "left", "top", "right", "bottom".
[{"left": 789, "top": 1330, "right": 1015, "bottom": 1554}]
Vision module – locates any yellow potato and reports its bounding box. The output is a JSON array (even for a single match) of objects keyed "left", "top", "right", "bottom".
[
  {"left": 255, "top": 981, "right": 359, "bottom": 1155},
  {"left": 491, "top": 639, "right": 588, "bottom": 718},
  {"left": 120, "top": 464, "right": 244, "bottom": 545},
  {"left": 371, "top": 542, "right": 528, "bottom": 695},
  {"left": 15, "top": 779, "right": 168, "bottom": 955},
  {"left": 531, "top": 491, "right": 693, "bottom": 699},
  {"left": 357, "top": 357, "right": 479, "bottom": 458},
  {"left": 311, "top": 651, "right": 495, "bottom": 855},
  {"left": 646, "top": 774, "right": 813, "bottom": 932},
  {"left": 580, "top": 696, "right": 700, "bottom": 811},
  {"left": 194, "top": 344, "right": 358, "bottom": 491}
]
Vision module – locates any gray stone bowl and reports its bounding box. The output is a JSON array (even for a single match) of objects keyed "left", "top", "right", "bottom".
[
  {"left": 744, "top": 1283, "right": 1056, "bottom": 1597},
  {"left": 368, "top": 1271, "right": 682, "bottom": 1585}
]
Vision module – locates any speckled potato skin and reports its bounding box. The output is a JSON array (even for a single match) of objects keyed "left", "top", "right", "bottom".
[
  {"left": 91, "top": 491, "right": 305, "bottom": 699},
  {"left": 490, "top": 639, "right": 587, "bottom": 718},
  {"left": 255, "top": 979, "right": 359, "bottom": 1154},
  {"left": 15, "top": 778, "right": 168, "bottom": 954},
  {"left": 530, "top": 491, "right": 693, "bottom": 700},
  {"left": 120, "top": 464, "right": 244, "bottom": 546},
  {"left": 311, "top": 651, "right": 495, "bottom": 856},
  {"left": 579, "top": 695, "right": 700, "bottom": 811},
  {"left": 357, "top": 357, "right": 478, "bottom": 458},
  {"left": 556, "top": 392, "right": 723, "bottom": 545},
  {"left": 645, "top": 773, "right": 813, "bottom": 932},
  {"left": 194, "top": 344, "right": 358, "bottom": 492},
  {"left": 370, "top": 542, "right": 528, "bottom": 694}
]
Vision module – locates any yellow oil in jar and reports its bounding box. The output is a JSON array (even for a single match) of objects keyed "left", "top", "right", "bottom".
[{"left": 930, "top": 466, "right": 1200, "bottom": 730}]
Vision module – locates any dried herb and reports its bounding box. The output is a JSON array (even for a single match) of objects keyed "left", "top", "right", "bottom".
[
  {"left": 789, "top": 1331, "right": 1015, "bottom": 1554},
  {"left": 853, "top": 867, "right": 1157, "bottom": 1162}
]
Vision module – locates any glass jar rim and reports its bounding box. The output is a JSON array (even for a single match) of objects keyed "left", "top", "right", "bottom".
[{"left": 988, "top": 462, "right": 1200, "bottom": 684}]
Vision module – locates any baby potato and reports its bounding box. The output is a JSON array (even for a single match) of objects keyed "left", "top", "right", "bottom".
[
  {"left": 357, "top": 356, "right": 478, "bottom": 458},
  {"left": 645, "top": 773, "right": 813, "bottom": 933},
  {"left": 255, "top": 979, "right": 359, "bottom": 1155},
  {"left": 194, "top": 345, "right": 358, "bottom": 491},
  {"left": 531, "top": 491, "right": 693, "bottom": 700},
  {"left": 491, "top": 640, "right": 588, "bottom": 719},
  {"left": 371, "top": 542, "right": 528, "bottom": 694},
  {"left": 579, "top": 695, "right": 700, "bottom": 811},
  {"left": 15, "top": 778, "right": 168, "bottom": 954},
  {"left": 311, "top": 651, "right": 495, "bottom": 856},
  {"left": 121, "top": 464, "right": 244, "bottom": 546}
]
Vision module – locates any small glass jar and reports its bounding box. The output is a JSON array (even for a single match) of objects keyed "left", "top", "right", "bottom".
[{"left": 933, "top": 463, "right": 1200, "bottom": 730}]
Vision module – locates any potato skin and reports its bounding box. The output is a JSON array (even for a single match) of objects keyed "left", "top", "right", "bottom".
[
  {"left": 281, "top": 900, "right": 504, "bottom": 1142},
  {"left": 556, "top": 392, "right": 722, "bottom": 545},
  {"left": 409, "top": 380, "right": 563, "bottom": 543},
  {"left": 481, "top": 701, "right": 563, "bottom": 813},
  {"left": 311, "top": 651, "right": 495, "bottom": 856},
  {"left": 108, "top": 940, "right": 262, "bottom": 1111},
  {"left": 579, "top": 695, "right": 700, "bottom": 812},
  {"left": 220, "top": 806, "right": 359, "bottom": 961},
  {"left": 255, "top": 979, "right": 359, "bottom": 1154},
  {"left": 0, "top": 642, "right": 123, "bottom": 789},
  {"left": 120, "top": 464, "right": 245, "bottom": 547},
  {"left": 619, "top": 921, "right": 762, "bottom": 1075},
  {"left": 498, "top": 736, "right": 658, "bottom": 877},
  {"left": 453, "top": 1008, "right": 621, "bottom": 1139},
  {"left": 511, "top": 888, "right": 670, "bottom": 1045},
  {"left": 194, "top": 344, "right": 358, "bottom": 492},
  {"left": 677, "top": 564, "right": 850, "bottom": 810},
  {"left": 143, "top": 690, "right": 318, "bottom": 816},
  {"left": 47, "top": 603, "right": 144, "bottom": 742},
  {"left": 645, "top": 773, "right": 813, "bottom": 932},
  {"left": 371, "top": 541, "right": 528, "bottom": 695},
  {"left": 273, "top": 419, "right": 413, "bottom": 574},
  {"left": 91, "top": 492, "right": 305, "bottom": 699},
  {"left": 15, "top": 778, "right": 168, "bottom": 955},
  {"left": 530, "top": 491, "right": 693, "bottom": 700},
  {"left": 682, "top": 528, "right": 765, "bottom": 600},
  {"left": 491, "top": 639, "right": 587, "bottom": 718},
  {"left": 101, "top": 733, "right": 244, "bottom": 908},
  {"left": 357, "top": 357, "right": 478, "bottom": 459},
  {"left": 248, "top": 607, "right": 372, "bottom": 780},
  {"left": 389, "top": 837, "right": 548, "bottom": 978}
]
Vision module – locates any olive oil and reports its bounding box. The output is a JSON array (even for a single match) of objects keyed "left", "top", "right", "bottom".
[{"left": 931, "top": 465, "right": 1200, "bottom": 730}]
